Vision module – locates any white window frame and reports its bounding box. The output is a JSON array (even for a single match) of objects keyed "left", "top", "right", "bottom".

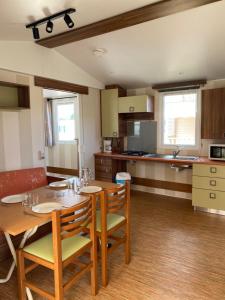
[
  {"left": 53, "top": 98, "right": 76, "bottom": 144},
  {"left": 158, "top": 89, "right": 201, "bottom": 150}
]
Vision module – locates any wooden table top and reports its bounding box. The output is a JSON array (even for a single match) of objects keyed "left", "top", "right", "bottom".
[
  {"left": 0, "top": 180, "right": 119, "bottom": 236},
  {"left": 0, "top": 186, "right": 89, "bottom": 236}
]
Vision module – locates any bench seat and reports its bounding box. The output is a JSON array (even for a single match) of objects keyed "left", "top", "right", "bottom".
[{"left": 0, "top": 167, "right": 48, "bottom": 261}]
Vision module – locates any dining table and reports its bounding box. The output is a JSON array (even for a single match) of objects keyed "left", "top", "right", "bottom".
[{"left": 0, "top": 179, "right": 119, "bottom": 299}]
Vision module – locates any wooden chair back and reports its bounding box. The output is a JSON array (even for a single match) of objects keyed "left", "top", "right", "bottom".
[
  {"left": 51, "top": 195, "right": 95, "bottom": 261},
  {"left": 105, "top": 182, "right": 129, "bottom": 214}
]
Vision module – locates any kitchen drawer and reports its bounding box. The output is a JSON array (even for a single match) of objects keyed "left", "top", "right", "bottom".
[
  {"left": 193, "top": 176, "right": 225, "bottom": 192},
  {"left": 192, "top": 188, "right": 225, "bottom": 210},
  {"left": 193, "top": 164, "right": 225, "bottom": 178},
  {"left": 95, "top": 158, "right": 112, "bottom": 167},
  {"left": 95, "top": 174, "right": 112, "bottom": 182},
  {"left": 95, "top": 164, "right": 112, "bottom": 173},
  {"left": 95, "top": 171, "right": 112, "bottom": 180}
]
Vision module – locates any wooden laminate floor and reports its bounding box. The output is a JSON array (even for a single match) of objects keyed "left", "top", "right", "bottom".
[{"left": 1, "top": 191, "right": 225, "bottom": 300}]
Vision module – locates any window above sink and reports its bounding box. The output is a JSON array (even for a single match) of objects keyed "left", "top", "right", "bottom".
[{"left": 159, "top": 89, "right": 201, "bottom": 150}]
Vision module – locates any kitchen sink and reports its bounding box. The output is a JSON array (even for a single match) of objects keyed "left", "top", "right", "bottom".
[
  {"left": 143, "top": 154, "right": 199, "bottom": 160},
  {"left": 175, "top": 156, "right": 199, "bottom": 161}
]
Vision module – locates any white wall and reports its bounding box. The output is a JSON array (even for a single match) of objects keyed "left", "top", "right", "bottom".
[
  {"left": 0, "top": 41, "right": 104, "bottom": 89},
  {"left": 79, "top": 88, "right": 101, "bottom": 173}
]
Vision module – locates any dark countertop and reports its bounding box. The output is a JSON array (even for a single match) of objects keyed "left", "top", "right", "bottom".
[{"left": 94, "top": 152, "right": 225, "bottom": 166}]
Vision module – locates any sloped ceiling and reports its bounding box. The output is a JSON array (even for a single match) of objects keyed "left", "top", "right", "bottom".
[{"left": 0, "top": 0, "right": 224, "bottom": 88}]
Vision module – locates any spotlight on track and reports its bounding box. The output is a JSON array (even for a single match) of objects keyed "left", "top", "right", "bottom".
[
  {"left": 64, "top": 13, "right": 74, "bottom": 28},
  {"left": 26, "top": 8, "right": 76, "bottom": 40}
]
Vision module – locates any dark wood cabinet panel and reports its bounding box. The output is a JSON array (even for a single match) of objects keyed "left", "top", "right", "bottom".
[
  {"left": 95, "top": 155, "right": 126, "bottom": 182},
  {"left": 201, "top": 88, "right": 225, "bottom": 139}
]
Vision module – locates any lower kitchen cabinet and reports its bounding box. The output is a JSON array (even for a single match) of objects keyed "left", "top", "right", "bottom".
[
  {"left": 192, "top": 188, "right": 225, "bottom": 211},
  {"left": 192, "top": 163, "right": 225, "bottom": 210},
  {"left": 94, "top": 154, "right": 126, "bottom": 182}
]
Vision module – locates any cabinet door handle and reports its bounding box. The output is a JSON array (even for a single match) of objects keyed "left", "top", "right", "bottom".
[
  {"left": 209, "top": 180, "right": 217, "bottom": 186},
  {"left": 210, "top": 167, "right": 217, "bottom": 173},
  {"left": 209, "top": 192, "right": 216, "bottom": 199},
  {"left": 113, "top": 131, "right": 117, "bottom": 137},
  {"left": 129, "top": 106, "right": 135, "bottom": 112}
]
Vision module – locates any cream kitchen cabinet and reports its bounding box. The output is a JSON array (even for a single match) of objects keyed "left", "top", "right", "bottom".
[
  {"left": 118, "top": 95, "right": 153, "bottom": 113},
  {"left": 101, "top": 89, "right": 119, "bottom": 137},
  {"left": 192, "top": 163, "right": 225, "bottom": 211}
]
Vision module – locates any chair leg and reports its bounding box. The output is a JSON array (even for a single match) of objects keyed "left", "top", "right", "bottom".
[
  {"left": 17, "top": 250, "right": 26, "bottom": 300},
  {"left": 125, "top": 222, "right": 131, "bottom": 264},
  {"left": 54, "top": 266, "right": 63, "bottom": 300},
  {"left": 101, "top": 232, "right": 108, "bottom": 287},
  {"left": 91, "top": 237, "right": 98, "bottom": 295}
]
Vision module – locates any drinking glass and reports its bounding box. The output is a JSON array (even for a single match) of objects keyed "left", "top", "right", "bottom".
[
  {"left": 23, "top": 193, "right": 39, "bottom": 208},
  {"left": 74, "top": 177, "right": 84, "bottom": 194},
  {"left": 81, "top": 168, "right": 92, "bottom": 186}
]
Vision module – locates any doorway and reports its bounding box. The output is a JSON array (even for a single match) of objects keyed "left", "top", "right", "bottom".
[{"left": 43, "top": 89, "right": 80, "bottom": 175}]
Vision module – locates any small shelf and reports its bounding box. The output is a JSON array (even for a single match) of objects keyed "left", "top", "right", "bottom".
[{"left": 0, "top": 81, "right": 30, "bottom": 110}]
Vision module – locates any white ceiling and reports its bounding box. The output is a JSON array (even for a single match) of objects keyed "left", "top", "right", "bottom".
[
  {"left": 0, "top": 0, "right": 225, "bottom": 88},
  {"left": 0, "top": 0, "right": 159, "bottom": 41}
]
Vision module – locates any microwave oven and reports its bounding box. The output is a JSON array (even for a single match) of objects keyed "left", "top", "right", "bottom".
[{"left": 209, "top": 144, "right": 225, "bottom": 161}]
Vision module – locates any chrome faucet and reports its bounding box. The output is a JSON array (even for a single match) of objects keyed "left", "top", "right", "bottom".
[{"left": 172, "top": 146, "right": 181, "bottom": 158}]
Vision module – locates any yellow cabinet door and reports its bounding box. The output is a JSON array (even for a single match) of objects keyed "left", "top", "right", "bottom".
[
  {"left": 193, "top": 163, "right": 225, "bottom": 178},
  {"left": 192, "top": 188, "right": 225, "bottom": 210},
  {"left": 193, "top": 176, "right": 225, "bottom": 192},
  {"left": 101, "top": 89, "right": 119, "bottom": 137},
  {"left": 118, "top": 95, "right": 153, "bottom": 113}
]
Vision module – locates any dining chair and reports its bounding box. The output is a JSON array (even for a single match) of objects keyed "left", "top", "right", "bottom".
[
  {"left": 17, "top": 195, "right": 97, "bottom": 300},
  {"left": 96, "top": 181, "right": 131, "bottom": 287}
]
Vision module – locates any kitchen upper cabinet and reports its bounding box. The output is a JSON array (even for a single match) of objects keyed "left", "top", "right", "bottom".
[
  {"left": 101, "top": 89, "right": 119, "bottom": 137},
  {"left": 201, "top": 88, "right": 225, "bottom": 139},
  {"left": 118, "top": 95, "right": 154, "bottom": 113}
]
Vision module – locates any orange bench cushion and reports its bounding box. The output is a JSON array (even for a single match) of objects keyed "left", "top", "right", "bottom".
[{"left": 0, "top": 167, "right": 48, "bottom": 200}]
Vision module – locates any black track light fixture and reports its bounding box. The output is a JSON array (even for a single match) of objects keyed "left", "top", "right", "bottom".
[
  {"left": 64, "top": 13, "right": 74, "bottom": 28},
  {"left": 26, "top": 8, "right": 76, "bottom": 40},
  {"left": 46, "top": 20, "right": 53, "bottom": 33},
  {"left": 32, "top": 27, "right": 40, "bottom": 40}
]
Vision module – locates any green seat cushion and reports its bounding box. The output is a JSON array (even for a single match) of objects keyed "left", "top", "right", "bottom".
[
  {"left": 23, "top": 234, "right": 91, "bottom": 263},
  {"left": 96, "top": 211, "right": 125, "bottom": 232}
]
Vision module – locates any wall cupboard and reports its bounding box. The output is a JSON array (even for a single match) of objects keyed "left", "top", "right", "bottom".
[
  {"left": 118, "top": 95, "right": 153, "bottom": 113},
  {"left": 201, "top": 88, "right": 225, "bottom": 139},
  {"left": 101, "top": 89, "right": 119, "bottom": 138},
  {"left": 101, "top": 88, "right": 154, "bottom": 138}
]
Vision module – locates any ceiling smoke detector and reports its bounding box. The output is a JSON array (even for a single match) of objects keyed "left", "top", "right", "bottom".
[{"left": 93, "top": 48, "right": 107, "bottom": 57}]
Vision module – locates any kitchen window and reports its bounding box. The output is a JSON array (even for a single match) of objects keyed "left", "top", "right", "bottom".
[
  {"left": 53, "top": 99, "right": 76, "bottom": 143},
  {"left": 160, "top": 90, "right": 200, "bottom": 148}
]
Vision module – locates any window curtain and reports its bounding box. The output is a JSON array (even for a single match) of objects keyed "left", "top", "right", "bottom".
[{"left": 44, "top": 98, "right": 54, "bottom": 147}]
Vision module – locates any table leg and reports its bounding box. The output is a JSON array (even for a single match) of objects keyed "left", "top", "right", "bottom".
[
  {"left": 0, "top": 226, "right": 38, "bottom": 300},
  {"left": 0, "top": 261, "right": 16, "bottom": 283}
]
